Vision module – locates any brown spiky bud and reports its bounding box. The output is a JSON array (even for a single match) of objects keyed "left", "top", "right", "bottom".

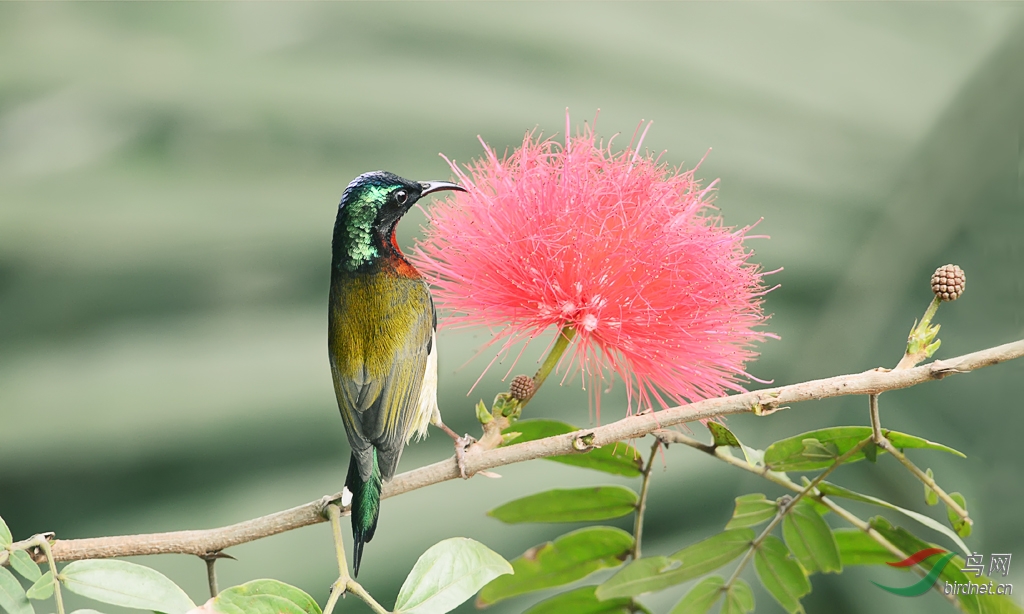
[
  {"left": 931, "top": 264, "right": 966, "bottom": 301},
  {"left": 509, "top": 375, "right": 535, "bottom": 401}
]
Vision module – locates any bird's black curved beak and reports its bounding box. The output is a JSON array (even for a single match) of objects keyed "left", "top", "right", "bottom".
[{"left": 419, "top": 180, "right": 467, "bottom": 196}]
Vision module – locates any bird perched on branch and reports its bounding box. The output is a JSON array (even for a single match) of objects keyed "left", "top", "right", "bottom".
[{"left": 328, "top": 170, "right": 468, "bottom": 576}]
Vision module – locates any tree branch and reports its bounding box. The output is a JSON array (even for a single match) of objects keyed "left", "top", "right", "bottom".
[{"left": 22, "top": 338, "right": 1021, "bottom": 563}]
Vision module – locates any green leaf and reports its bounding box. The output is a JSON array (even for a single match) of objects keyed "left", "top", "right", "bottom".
[
  {"left": 501, "top": 420, "right": 643, "bottom": 477},
  {"left": 522, "top": 586, "right": 633, "bottom": 614},
  {"left": 208, "top": 579, "right": 321, "bottom": 614},
  {"left": 0, "top": 516, "right": 11, "bottom": 547},
  {"left": 722, "top": 579, "right": 754, "bottom": 614},
  {"left": 395, "top": 538, "right": 511, "bottom": 614},
  {"left": 753, "top": 535, "right": 810, "bottom": 614},
  {"left": 70, "top": 610, "right": 108, "bottom": 614},
  {"left": 60, "top": 560, "right": 195, "bottom": 614},
  {"left": 833, "top": 530, "right": 897, "bottom": 567},
  {"left": 800, "top": 493, "right": 831, "bottom": 518},
  {"left": 0, "top": 567, "right": 33, "bottom": 614},
  {"left": 781, "top": 501, "right": 842, "bottom": 574},
  {"left": 946, "top": 492, "right": 971, "bottom": 538},
  {"left": 595, "top": 557, "right": 674, "bottom": 601},
  {"left": 476, "top": 400, "right": 492, "bottom": 424},
  {"left": 596, "top": 529, "right": 754, "bottom": 599},
  {"left": 477, "top": 527, "right": 632, "bottom": 607},
  {"left": 924, "top": 468, "right": 939, "bottom": 506},
  {"left": 799, "top": 438, "right": 840, "bottom": 464},
  {"left": 488, "top": 487, "right": 638, "bottom": 524},
  {"left": 739, "top": 445, "right": 765, "bottom": 467},
  {"left": 764, "top": 427, "right": 964, "bottom": 472},
  {"left": 26, "top": 572, "right": 54, "bottom": 600},
  {"left": 863, "top": 440, "right": 878, "bottom": 463},
  {"left": 9, "top": 550, "right": 42, "bottom": 582},
  {"left": 668, "top": 576, "right": 724, "bottom": 614},
  {"left": 670, "top": 577, "right": 754, "bottom": 614},
  {"left": 886, "top": 431, "right": 965, "bottom": 457},
  {"left": 817, "top": 481, "right": 970, "bottom": 555},
  {"left": 725, "top": 494, "right": 777, "bottom": 529},
  {"left": 706, "top": 422, "right": 741, "bottom": 448},
  {"left": 667, "top": 528, "right": 755, "bottom": 575}
]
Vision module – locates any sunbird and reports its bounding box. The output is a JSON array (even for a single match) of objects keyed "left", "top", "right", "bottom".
[{"left": 328, "top": 170, "right": 467, "bottom": 576}]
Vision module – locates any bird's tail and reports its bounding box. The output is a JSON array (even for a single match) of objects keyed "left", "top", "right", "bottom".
[{"left": 345, "top": 450, "right": 382, "bottom": 577}]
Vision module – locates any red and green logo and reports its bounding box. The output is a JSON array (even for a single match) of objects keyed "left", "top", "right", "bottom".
[{"left": 873, "top": 548, "right": 955, "bottom": 596}]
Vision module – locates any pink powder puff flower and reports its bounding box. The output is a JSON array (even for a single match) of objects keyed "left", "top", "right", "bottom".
[{"left": 412, "top": 117, "right": 776, "bottom": 414}]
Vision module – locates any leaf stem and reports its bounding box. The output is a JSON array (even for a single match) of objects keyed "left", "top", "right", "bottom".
[
  {"left": 33, "top": 535, "right": 65, "bottom": 614},
  {"left": 326, "top": 505, "right": 351, "bottom": 584},
  {"left": 631, "top": 439, "right": 661, "bottom": 560},
  {"left": 345, "top": 582, "right": 390, "bottom": 614},
  {"left": 869, "top": 394, "right": 883, "bottom": 444},
  {"left": 522, "top": 325, "right": 576, "bottom": 409},
  {"left": 322, "top": 578, "right": 389, "bottom": 614},
  {"left": 322, "top": 581, "right": 344, "bottom": 614},
  {"left": 920, "top": 295, "right": 941, "bottom": 331},
  {"left": 325, "top": 505, "right": 390, "bottom": 614},
  {"left": 897, "top": 296, "right": 943, "bottom": 370},
  {"left": 197, "top": 552, "right": 224, "bottom": 597},
  {"left": 202, "top": 556, "right": 219, "bottom": 598},
  {"left": 876, "top": 438, "right": 971, "bottom": 525}
]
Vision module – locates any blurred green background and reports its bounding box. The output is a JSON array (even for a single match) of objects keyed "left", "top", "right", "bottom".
[{"left": 1, "top": 3, "right": 1022, "bottom": 613}]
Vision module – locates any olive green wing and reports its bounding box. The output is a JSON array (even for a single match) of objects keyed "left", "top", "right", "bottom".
[
  {"left": 329, "top": 276, "right": 433, "bottom": 483},
  {"left": 371, "top": 292, "right": 434, "bottom": 481}
]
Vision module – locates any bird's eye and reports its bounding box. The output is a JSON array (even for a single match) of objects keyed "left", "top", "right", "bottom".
[{"left": 394, "top": 190, "right": 408, "bottom": 205}]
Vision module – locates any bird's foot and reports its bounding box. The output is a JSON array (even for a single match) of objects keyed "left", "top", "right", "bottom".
[
  {"left": 433, "top": 420, "right": 477, "bottom": 478},
  {"left": 436, "top": 421, "right": 461, "bottom": 441},
  {"left": 454, "top": 434, "right": 476, "bottom": 479}
]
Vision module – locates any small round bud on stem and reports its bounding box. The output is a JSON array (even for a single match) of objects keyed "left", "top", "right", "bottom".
[
  {"left": 509, "top": 375, "right": 536, "bottom": 401},
  {"left": 931, "top": 264, "right": 966, "bottom": 301}
]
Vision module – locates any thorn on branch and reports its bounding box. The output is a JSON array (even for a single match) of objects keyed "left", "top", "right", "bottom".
[
  {"left": 753, "top": 401, "right": 784, "bottom": 416},
  {"left": 752, "top": 391, "right": 784, "bottom": 416},
  {"left": 930, "top": 364, "right": 966, "bottom": 379},
  {"left": 652, "top": 430, "right": 673, "bottom": 448}
]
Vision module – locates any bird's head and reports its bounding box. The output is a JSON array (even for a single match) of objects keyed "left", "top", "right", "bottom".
[{"left": 332, "top": 170, "right": 465, "bottom": 273}]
